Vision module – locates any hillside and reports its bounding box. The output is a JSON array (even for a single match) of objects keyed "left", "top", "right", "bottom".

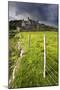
[{"left": 9, "top": 20, "right": 58, "bottom": 32}]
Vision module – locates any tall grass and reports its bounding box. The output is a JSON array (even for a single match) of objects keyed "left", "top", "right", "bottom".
[{"left": 9, "top": 31, "right": 58, "bottom": 88}]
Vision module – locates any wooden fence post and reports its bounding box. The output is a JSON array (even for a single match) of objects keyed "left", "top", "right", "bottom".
[
  {"left": 28, "top": 32, "right": 31, "bottom": 48},
  {"left": 43, "top": 32, "right": 46, "bottom": 78}
]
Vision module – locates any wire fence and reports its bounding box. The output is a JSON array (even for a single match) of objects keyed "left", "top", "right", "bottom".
[{"left": 9, "top": 31, "right": 58, "bottom": 87}]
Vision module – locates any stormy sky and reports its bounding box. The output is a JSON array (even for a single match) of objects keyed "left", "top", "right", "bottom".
[{"left": 8, "top": 1, "right": 58, "bottom": 27}]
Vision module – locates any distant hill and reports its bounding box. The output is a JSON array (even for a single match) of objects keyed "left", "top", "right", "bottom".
[{"left": 9, "top": 19, "right": 58, "bottom": 32}]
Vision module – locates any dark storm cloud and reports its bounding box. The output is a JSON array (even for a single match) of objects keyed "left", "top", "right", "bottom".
[
  {"left": 15, "top": 2, "right": 49, "bottom": 21},
  {"left": 8, "top": 1, "right": 58, "bottom": 27}
]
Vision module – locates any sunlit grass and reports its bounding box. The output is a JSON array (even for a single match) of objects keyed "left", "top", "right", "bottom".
[{"left": 9, "top": 31, "right": 58, "bottom": 88}]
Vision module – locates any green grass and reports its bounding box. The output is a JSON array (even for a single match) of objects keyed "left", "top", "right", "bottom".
[{"left": 9, "top": 31, "right": 58, "bottom": 88}]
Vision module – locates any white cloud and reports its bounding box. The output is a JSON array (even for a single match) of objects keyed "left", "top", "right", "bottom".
[{"left": 8, "top": 2, "right": 16, "bottom": 20}]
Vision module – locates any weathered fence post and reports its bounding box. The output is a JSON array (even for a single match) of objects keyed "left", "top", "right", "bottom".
[
  {"left": 43, "top": 32, "right": 46, "bottom": 78},
  {"left": 28, "top": 32, "right": 31, "bottom": 48}
]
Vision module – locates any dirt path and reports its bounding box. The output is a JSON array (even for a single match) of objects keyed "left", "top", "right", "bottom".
[{"left": 9, "top": 56, "right": 22, "bottom": 87}]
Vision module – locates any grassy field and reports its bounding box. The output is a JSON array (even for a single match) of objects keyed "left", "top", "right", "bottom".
[{"left": 9, "top": 31, "right": 58, "bottom": 88}]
